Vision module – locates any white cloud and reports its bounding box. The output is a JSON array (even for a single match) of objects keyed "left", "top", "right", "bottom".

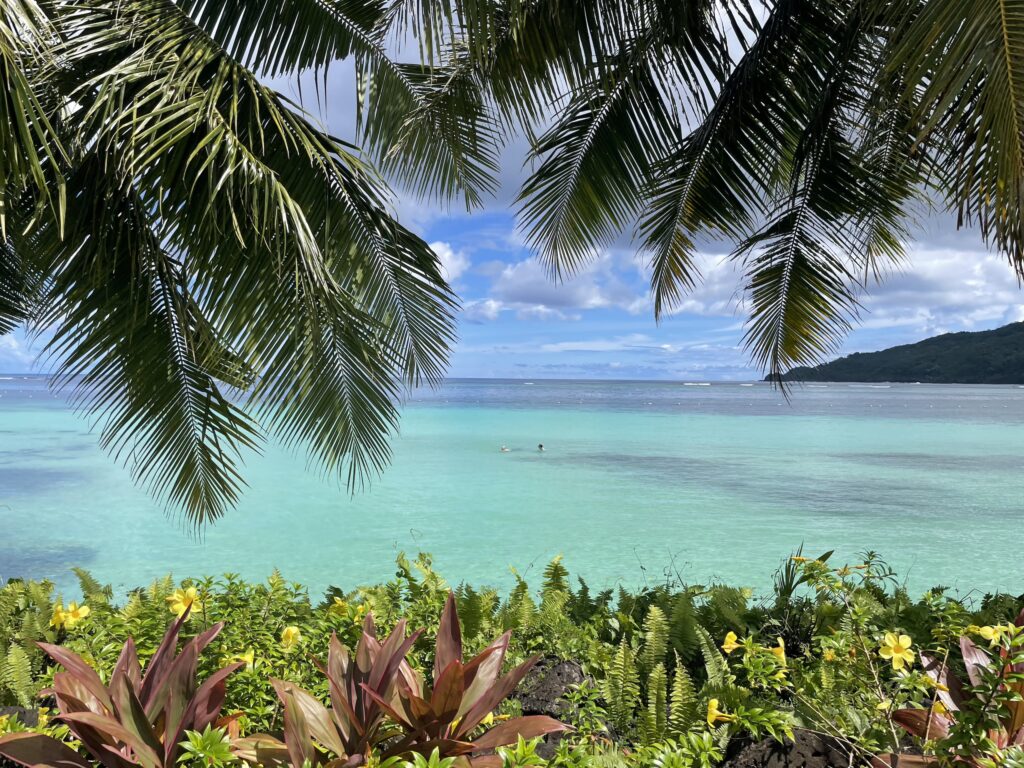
[
  {"left": 429, "top": 241, "right": 471, "bottom": 283},
  {"left": 848, "top": 245, "right": 1024, "bottom": 344},
  {"left": 0, "top": 334, "right": 36, "bottom": 372},
  {"left": 462, "top": 298, "right": 503, "bottom": 322},
  {"left": 461, "top": 251, "right": 650, "bottom": 323}
]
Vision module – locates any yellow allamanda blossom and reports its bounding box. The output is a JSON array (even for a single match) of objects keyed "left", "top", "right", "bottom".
[
  {"left": 51, "top": 601, "right": 90, "bottom": 630},
  {"left": 226, "top": 649, "right": 256, "bottom": 671},
  {"left": 706, "top": 698, "right": 736, "bottom": 726},
  {"left": 790, "top": 556, "right": 809, "bottom": 563},
  {"left": 932, "top": 701, "right": 949, "bottom": 717},
  {"left": 167, "top": 587, "right": 202, "bottom": 618},
  {"left": 972, "top": 624, "right": 1015, "bottom": 646},
  {"left": 480, "top": 712, "right": 511, "bottom": 727},
  {"left": 281, "top": 626, "right": 302, "bottom": 650},
  {"left": 771, "top": 638, "right": 786, "bottom": 665},
  {"left": 822, "top": 648, "right": 837, "bottom": 662},
  {"left": 879, "top": 633, "right": 915, "bottom": 670},
  {"left": 721, "top": 632, "right": 742, "bottom": 654}
]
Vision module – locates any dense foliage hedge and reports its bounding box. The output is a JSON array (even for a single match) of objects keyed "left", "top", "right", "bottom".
[{"left": 1, "top": 551, "right": 1023, "bottom": 768}]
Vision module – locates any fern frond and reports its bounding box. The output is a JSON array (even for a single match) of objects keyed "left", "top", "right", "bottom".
[
  {"left": 640, "top": 605, "right": 669, "bottom": 674},
  {"left": 668, "top": 657, "right": 699, "bottom": 736},
  {"left": 694, "top": 625, "right": 732, "bottom": 687},
  {"left": 603, "top": 639, "right": 640, "bottom": 733},
  {"left": 646, "top": 662, "right": 668, "bottom": 742}
]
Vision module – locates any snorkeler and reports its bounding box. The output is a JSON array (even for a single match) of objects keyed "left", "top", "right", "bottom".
[
  {"left": 500, "top": 445, "right": 510, "bottom": 452},
  {"left": 537, "top": 443, "right": 545, "bottom": 452}
]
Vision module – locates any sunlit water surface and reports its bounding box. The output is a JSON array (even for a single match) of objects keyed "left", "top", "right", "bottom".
[{"left": 2, "top": 376, "right": 1023, "bottom": 599}]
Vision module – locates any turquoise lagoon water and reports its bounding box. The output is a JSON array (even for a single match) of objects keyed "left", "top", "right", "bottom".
[{"left": 1, "top": 376, "right": 1024, "bottom": 599}]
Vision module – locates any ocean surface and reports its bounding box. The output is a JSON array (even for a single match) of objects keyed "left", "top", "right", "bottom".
[{"left": 2, "top": 375, "right": 1023, "bottom": 600}]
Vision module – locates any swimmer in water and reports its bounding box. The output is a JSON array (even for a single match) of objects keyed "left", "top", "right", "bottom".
[
  {"left": 500, "top": 445, "right": 510, "bottom": 452},
  {"left": 537, "top": 443, "right": 545, "bottom": 452}
]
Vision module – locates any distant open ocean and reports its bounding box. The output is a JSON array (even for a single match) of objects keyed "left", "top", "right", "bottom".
[{"left": 1, "top": 375, "right": 1023, "bottom": 599}]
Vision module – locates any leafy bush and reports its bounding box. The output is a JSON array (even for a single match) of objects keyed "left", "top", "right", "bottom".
[{"left": 0, "top": 609, "right": 241, "bottom": 768}]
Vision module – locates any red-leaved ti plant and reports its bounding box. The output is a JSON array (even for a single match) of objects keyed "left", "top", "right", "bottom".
[
  {"left": 235, "top": 613, "right": 423, "bottom": 768},
  {"left": 0, "top": 608, "right": 242, "bottom": 768},
  {"left": 363, "top": 593, "right": 569, "bottom": 766},
  {"left": 874, "top": 609, "right": 1024, "bottom": 768}
]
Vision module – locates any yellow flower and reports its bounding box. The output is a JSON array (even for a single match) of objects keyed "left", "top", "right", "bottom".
[
  {"left": 932, "top": 701, "right": 949, "bottom": 717},
  {"left": 975, "top": 625, "right": 1016, "bottom": 646},
  {"left": 50, "top": 602, "right": 67, "bottom": 629},
  {"left": 706, "top": 698, "right": 736, "bottom": 726},
  {"left": 330, "top": 597, "right": 348, "bottom": 614},
  {"left": 721, "top": 632, "right": 742, "bottom": 654},
  {"left": 52, "top": 601, "right": 90, "bottom": 629},
  {"left": 281, "top": 626, "right": 302, "bottom": 650},
  {"left": 227, "top": 649, "right": 255, "bottom": 671},
  {"left": 167, "top": 587, "right": 202, "bottom": 618},
  {"left": 771, "top": 638, "right": 786, "bottom": 665},
  {"left": 480, "top": 712, "right": 510, "bottom": 727},
  {"left": 823, "top": 648, "right": 837, "bottom": 662},
  {"left": 63, "top": 602, "right": 90, "bottom": 629},
  {"left": 879, "top": 633, "right": 915, "bottom": 670},
  {"left": 790, "top": 556, "right": 809, "bottom": 563}
]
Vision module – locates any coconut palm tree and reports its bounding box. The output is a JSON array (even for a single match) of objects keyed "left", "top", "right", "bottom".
[
  {"left": 468, "top": 0, "right": 1023, "bottom": 379},
  {"left": 0, "top": 0, "right": 501, "bottom": 526}
]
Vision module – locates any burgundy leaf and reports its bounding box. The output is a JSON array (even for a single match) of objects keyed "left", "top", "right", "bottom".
[
  {"left": 59, "top": 712, "right": 163, "bottom": 768},
  {"left": 920, "top": 653, "right": 966, "bottom": 711},
  {"left": 960, "top": 636, "right": 993, "bottom": 689},
  {"left": 430, "top": 661, "right": 465, "bottom": 727},
  {"left": 112, "top": 639, "right": 142, "bottom": 692},
  {"left": 185, "top": 662, "right": 243, "bottom": 733},
  {"left": 434, "top": 593, "right": 463, "bottom": 684},
  {"left": 891, "top": 709, "right": 950, "bottom": 740},
  {"left": 38, "top": 644, "right": 113, "bottom": 712},
  {"left": 460, "top": 656, "right": 542, "bottom": 735},
  {"left": 138, "top": 611, "right": 189, "bottom": 706},
  {"left": 0, "top": 733, "right": 93, "bottom": 768},
  {"left": 272, "top": 680, "right": 347, "bottom": 759},
  {"left": 469, "top": 716, "right": 569, "bottom": 751},
  {"left": 281, "top": 688, "right": 317, "bottom": 768}
]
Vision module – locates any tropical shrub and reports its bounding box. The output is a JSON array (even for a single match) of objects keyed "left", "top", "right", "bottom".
[
  {"left": 236, "top": 613, "right": 423, "bottom": 767},
  {"left": 0, "top": 609, "right": 241, "bottom": 768},
  {"left": 876, "top": 613, "right": 1024, "bottom": 768},
  {"left": 366, "top": 593, "right": 568, "bottom": 762}
]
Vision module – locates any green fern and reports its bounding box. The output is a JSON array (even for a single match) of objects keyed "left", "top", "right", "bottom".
[
  {"left": 3, "top": 644, "right": 35, "bottom": 708},
  {"left": 457, "top": 584, "right": 485, "bottom": 639},
  {"left": 668, "top": 657, "right": 699, "bottom": 736},
  {"left": 603, "top": 639, "right": 640, "bottom": 733},
  {"left": 542, "top": 555, "right": 570, "bottom": 597},
  {"left": 668, "top": 592, "right": 699, "bottom": 664},
  {"left": 73, "top": 568, "right": 111, "bottom": 602},
  {"left": 693, "top": 625, "right": 731, "bottom": 688},
  {"left": 640, "top": 606, "right": 669, "bottom": 674},
  {"left": 645, "top": 662, "right": 668, "bottom": 742}
]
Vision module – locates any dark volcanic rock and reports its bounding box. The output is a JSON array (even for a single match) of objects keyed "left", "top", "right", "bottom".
[
  {"left": 514, "top": 658, "right": 586, "bottom": 759},
  {"left": 723, "top": 732, "right": 857, "bottom": 768},
  {"left": 0, "top": 707, "right": 39, "bottom": 727},
  {"left": 516, "top": 658, "right": 585, "bottom": 719}
]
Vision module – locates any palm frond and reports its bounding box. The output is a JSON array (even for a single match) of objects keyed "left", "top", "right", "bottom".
[
  {"left": 176, "top": 0, "right": 499, "bottom": 207},
  {"left": 15, "top": 0, "right": 457, "bottom": 524},
  {"left": 891, "top": 0, "right": 1024, "bottom": 270}
]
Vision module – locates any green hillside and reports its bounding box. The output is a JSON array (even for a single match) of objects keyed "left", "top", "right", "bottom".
[{"left": 778, "top": 322, "right": 1024, "bottom": 383}]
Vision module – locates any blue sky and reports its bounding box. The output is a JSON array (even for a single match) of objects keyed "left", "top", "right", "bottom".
[{"left": 3, "top": 70, "right": 1023, "bottom": 380}]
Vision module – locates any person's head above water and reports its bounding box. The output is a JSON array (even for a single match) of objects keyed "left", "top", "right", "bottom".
[{"left": 537, "top": 443, "right": 544, "bottom": 451}]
